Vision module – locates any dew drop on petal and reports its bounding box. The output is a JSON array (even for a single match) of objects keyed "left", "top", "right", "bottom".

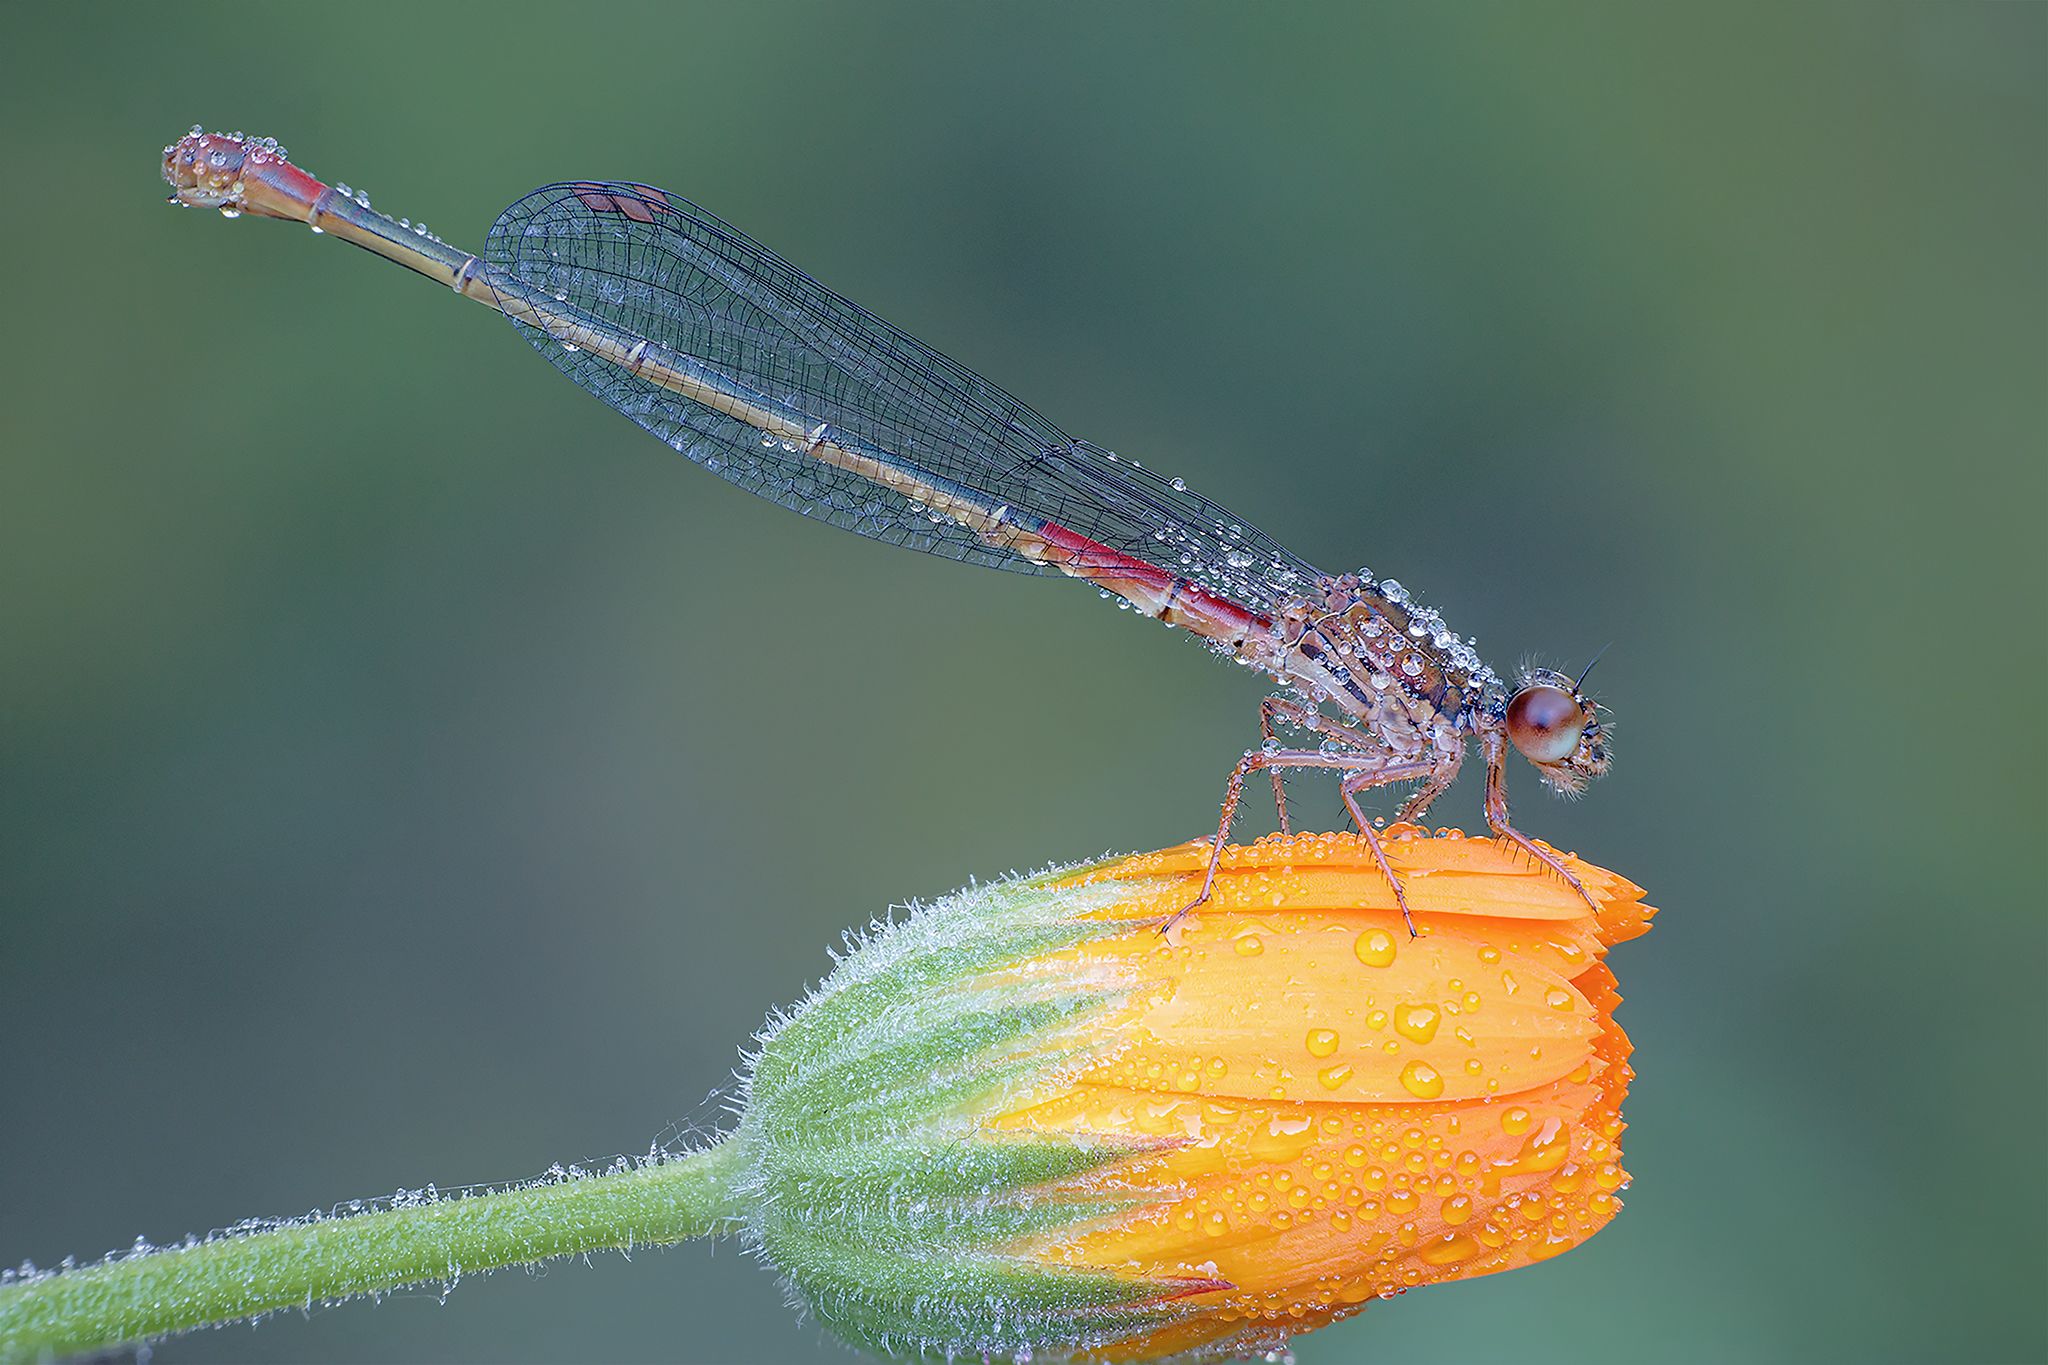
[
  {"left": 1354, "top": 928, "right": 1397, "bottom": 967},
  {"left": 1399, "top": 1060, "right": 1445, "bottom": 1099},
  {"left": 1305, "top": 1028, "right": 1340, "bottom": 1058},
  {"left": 1420, "top": 1232, "right": 1481, "bottom": 1266},
  {"left": 1394, "top": 1004, "right": 1440, "bottom": 1044}
]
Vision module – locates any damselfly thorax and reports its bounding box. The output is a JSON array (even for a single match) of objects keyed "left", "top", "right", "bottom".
[{"left": 163, "top": 129, "right": 1615, "bottom": 935}]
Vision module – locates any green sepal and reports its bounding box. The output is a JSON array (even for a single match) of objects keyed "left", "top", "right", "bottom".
[{"left": 732, "top": 871, "right": 1200, "bottom": 1361}]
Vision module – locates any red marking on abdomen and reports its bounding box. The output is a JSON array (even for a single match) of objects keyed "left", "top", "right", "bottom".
[{"left": 1034, "top": 521, "right": 1268, "bottom": 642}]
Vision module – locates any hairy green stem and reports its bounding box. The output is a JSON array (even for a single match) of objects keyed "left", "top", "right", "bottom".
[{"left": 0, "top": 1143, "right": 746, "bottom": 1363}]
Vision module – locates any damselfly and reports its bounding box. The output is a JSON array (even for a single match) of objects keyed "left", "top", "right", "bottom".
[{"left": 162, "top": 129, "right": 1613, "bottom": 932}]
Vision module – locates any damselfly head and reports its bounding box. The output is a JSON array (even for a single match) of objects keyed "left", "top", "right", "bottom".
[{"left": 1504, "top": 668, "right": 1611, "bottom": 797}]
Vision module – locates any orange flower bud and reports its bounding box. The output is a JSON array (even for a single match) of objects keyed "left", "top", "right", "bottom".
[{"left": 736, "top": 827, "right": 1653, "bottom": 1362}]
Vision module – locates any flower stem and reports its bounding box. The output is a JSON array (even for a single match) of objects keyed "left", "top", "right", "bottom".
[{"left": 0, "top": 1142, "right": 746, "bottom": 1364}]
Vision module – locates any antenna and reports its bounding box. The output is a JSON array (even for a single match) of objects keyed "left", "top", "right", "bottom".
[{"left": 1574, "top": 643, "right": 1613, "bottom": 693}]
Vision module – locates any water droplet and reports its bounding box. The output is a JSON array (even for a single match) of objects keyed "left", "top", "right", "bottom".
[
  {"left": 1501, "top": 1106, "right": 1533, "bottom": 1135},
  {"left": 1305, "top": 1028, "right": 1340, "bottom": 1058},
  {"left": 1234, "top": 934, "right": 1264, "bottom": 958},
  {"left": 1170, "top": 476, "right": 1187, "bottom": 491},
  {"left": 1354, "top": 928, "right": 1398, "bottom": 967},
  {"left": 1441, "top": 1193, "right": 1474, "bottom": 1225},
  {"left": 1420, "top": 1232, "right": 1480, "bottom": 1266},
  {"left": 1545, "top": 987, "right": 1575, "bottom": 1011},
  {"left": 1318, "top": 1063, "right": 1354, "bottom": 1091},
  {"left": 1394, "top": 1004, "right": 1440, "bottom": 1044},
  {"left": 1399, "top": 1060, "right": 1444, "bottom": 1099}
]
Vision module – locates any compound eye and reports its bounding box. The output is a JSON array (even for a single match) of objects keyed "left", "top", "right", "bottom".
[{"left": 1506, "top": 684, "right": 1586, "bottom": 764}]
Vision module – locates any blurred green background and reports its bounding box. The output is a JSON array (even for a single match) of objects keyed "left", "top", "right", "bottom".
[{"left": 2, "top": 3, "right": 2041, "bottom": 1362}]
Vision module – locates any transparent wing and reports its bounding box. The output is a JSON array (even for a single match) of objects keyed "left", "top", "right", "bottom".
[{"left": 485, "top": 180, "right": 1322, "bottom": 608}]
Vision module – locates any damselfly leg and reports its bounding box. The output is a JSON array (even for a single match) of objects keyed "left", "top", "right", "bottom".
[
  {"left": 1481, "top": 729, "right": 1599, "bottom": 912},
  {"left": 1163, "top": 747, "right": 1445, "bottom": 941},
  {"left": 1254, "top": 696, "right": 1383, "bottom": 835}
]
